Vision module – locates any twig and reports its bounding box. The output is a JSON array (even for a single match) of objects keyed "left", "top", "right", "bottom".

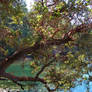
[{"left": 35, "top": 57, "right": 56, "bottom": 78}]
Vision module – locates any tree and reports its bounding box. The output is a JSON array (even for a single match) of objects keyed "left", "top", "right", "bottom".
[{"left": 0, "top": 0, "right": 92, "bottom": 92}]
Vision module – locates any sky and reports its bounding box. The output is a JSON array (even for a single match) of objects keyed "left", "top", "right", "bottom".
[
  {"left": 25, "top": 0, "right": 92, "bottom": 92},
  {"left": 25, "top": 0, "right": 34, "bottom": 10}
]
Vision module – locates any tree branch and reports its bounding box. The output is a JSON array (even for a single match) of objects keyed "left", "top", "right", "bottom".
[
  {"left": 0, "top": 72, "right": 54, "bottom": 91},
  {"left": 1, "top": 72, "right": 47, "bottom": 84},
  {"left": 12, "top": 80, "right": 24, "bottom": 90},
  {"left": 0, "top": 22, "right": 92, "bottom": 77},
  {"left": 0, "top": 22, "right": 92, "bottom": 92},
  {"left": 35, "top": 57, "right": 56, "bottom": 78},
  {"left": 0, "top": 72, "right": 59, "bottom": 91}
]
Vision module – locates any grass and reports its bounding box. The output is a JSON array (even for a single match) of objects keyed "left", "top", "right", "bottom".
[
  {"left": 6, "top": 60, "right": 34, "bottom": 77},
  {"left": 0, "top": 60, "right": 40, "bottom": 89}
]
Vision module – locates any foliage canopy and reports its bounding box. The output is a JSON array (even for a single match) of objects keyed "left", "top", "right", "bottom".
[{"left": 0, "top": 0, "right": 92, "bottom": 92}]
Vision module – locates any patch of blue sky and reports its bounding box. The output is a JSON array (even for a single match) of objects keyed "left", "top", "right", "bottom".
[
  {"left": 71, "top": 85, "right": 87, "bottom": 92},
  {"left": 89, "top": 82, "right": 92, "bottom": 92}
]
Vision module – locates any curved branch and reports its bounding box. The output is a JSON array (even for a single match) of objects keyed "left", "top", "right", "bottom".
[
  {"left": 1, "top": 72, "right": 47, "bottom": 84},
  {"left": 0, "top": 72, "right": 59, "bottom": 92},
  {"left": 0, "top": 22, "right": 92, "bottom": 74},
  {"left": 0, "top": 22, "right": 91, "bottom": 92},
  {"left": 1, "top": 72, "right": 55, "bottom": 91}
]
